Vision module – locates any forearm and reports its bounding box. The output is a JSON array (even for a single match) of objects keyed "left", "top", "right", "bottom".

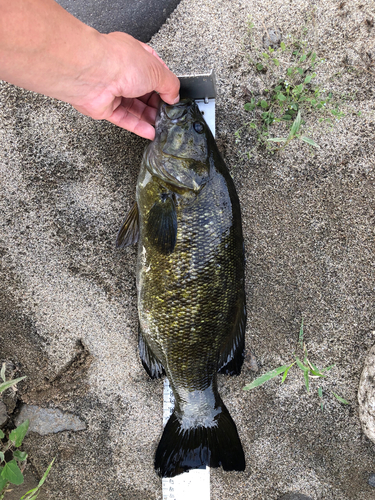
[{"left": 0, "top": 0, "right": 105, "bottom": 101}]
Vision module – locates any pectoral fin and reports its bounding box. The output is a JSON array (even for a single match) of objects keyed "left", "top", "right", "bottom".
[
  {"left": 146, "top": 194, "right": 177, "bottom": 255},
  {"left": 116, "top": 202, "right": 139, "bottom": 248}
]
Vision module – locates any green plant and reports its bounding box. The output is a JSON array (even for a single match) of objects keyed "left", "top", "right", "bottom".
[
  {"left": 267, "top": 110, "right": 319, "bottom": 151},
  {"left": 0, "top": 364, "right": 54, "bottom": 499},
  {"left": 0, "top": 364, "right": 26, "bottom": 395},
  {"left": 19, "top": 459, "right": 55, "bottom": 500},
  {"left": 243, "top": 320, "right": 350, "bottom": 409},
  {"left": 236, "top": 20, "right": 345, "bottom": 153},
  {"left": 0, "top": 420, "right": 30, "bottom": 497}
]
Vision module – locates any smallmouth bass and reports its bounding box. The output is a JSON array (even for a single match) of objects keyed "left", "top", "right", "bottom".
[{"left": 117, "top": 99, "right": 246, "bottom": 477}]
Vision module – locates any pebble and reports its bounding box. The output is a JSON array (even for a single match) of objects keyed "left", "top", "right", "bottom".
[
  {"left": 263, "top": 27, "right": 282, "bottom": 49},
  {"left": 15, "top": 404, "right": 86, "bottom": 435},
  {"left": 247, "top": 351, "right": 259, "bottom": 372},
  {"left": 368, "top": 473, "right": 375, "bottom": 488}
]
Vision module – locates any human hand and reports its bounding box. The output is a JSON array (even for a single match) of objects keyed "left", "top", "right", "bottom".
[{"left": 71, "top": 32, "right": 180, "bottom": 140}]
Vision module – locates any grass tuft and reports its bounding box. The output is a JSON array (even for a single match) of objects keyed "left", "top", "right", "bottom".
[
  {"left": 236, "top": 18, "right": 347, "bottom": 154},
  {"left": 243, "top": 320, "right": 350, "bottom": 409}
]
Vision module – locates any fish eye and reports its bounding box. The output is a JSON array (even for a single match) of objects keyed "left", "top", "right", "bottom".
[{"left": 193, "top": 121, "right": 204, "bottom": 134}]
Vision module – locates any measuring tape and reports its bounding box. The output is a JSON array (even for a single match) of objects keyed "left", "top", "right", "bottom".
[{"left": 161, "top": 94, "right": 215, "bottom": 500}]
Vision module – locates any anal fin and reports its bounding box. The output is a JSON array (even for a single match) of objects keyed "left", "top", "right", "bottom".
[
  {"left": 218, "top": 292, "right": 246, "bottom": 376},
  {"left": 139, "top": 326, "right": 165, "bottom": 379}
]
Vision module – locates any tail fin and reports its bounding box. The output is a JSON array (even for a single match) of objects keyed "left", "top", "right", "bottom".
[{"left": 154, "top": 402, "right": 245, "bottom": 477}]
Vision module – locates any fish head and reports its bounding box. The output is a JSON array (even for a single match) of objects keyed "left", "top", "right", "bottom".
[{"left": 146, "top": 99, "right": 212, "bottom": 192}]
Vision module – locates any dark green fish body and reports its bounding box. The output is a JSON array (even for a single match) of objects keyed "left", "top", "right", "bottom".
[{"left": 117, "top": 99, "right": 246, "bottom": 477}]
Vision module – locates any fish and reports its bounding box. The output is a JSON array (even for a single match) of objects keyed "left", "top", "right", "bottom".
[{"left": 116, "top": 98, "right": 246, "bottom": 478}]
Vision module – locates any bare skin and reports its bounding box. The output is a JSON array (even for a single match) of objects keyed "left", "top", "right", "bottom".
[{"left": 0, "top": 0, "right": 180, "bottom": 139}]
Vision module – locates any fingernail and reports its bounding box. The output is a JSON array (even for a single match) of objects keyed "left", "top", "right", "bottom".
[{"left": 173, "top": 95, "right": 180, "bottom": 104}]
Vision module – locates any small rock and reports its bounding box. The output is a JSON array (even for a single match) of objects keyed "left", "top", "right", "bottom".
[
  {"left": 368, "top": 473, "right": 375, "bottom": 487},
  {"left": 0, "top": 401, "right": 7, "bottom": 426},
  {"left": 358, "top": 344, "right": 375, "bottom": 443},
  {"left": 245, "top": 351, "right": 259, "bottom": 372},
  {"left": 263, "top": 27, "right": 282, "bottom": 49},
  {"left": 278, "top": 494, "right": 313, "bottom": 500},
  {"left": 15, "top": 404, "right": 86, "bottom": 435}
]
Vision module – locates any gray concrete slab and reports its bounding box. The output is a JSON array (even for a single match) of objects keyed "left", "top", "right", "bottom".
[{"left": 56, "top": 0, "right": 182, "bottom": 41}]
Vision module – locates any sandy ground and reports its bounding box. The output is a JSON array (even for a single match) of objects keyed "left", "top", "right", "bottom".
[{"left": 0, "top": 0, "right": 374, "bottom": 499}]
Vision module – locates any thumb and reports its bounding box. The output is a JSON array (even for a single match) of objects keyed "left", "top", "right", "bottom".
[
  {"left": 143, "top": 46, "right": 180, "bottom": 104},
  {"left": 154, "top": 64, "right": 180, "bottom": 105},
  {"left": 157, "top": 68, "right": 180, "bottom": 105}
]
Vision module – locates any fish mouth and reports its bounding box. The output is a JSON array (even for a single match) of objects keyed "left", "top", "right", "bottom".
[
  {"left": 155, "top": 99, "right": 202, "bottom": 160},
  {"left": 154, "top": 99, "right": 192, "bottom": 135},
  {"left": 161, "top": 100, "right": 191, "bottom": 122}
]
